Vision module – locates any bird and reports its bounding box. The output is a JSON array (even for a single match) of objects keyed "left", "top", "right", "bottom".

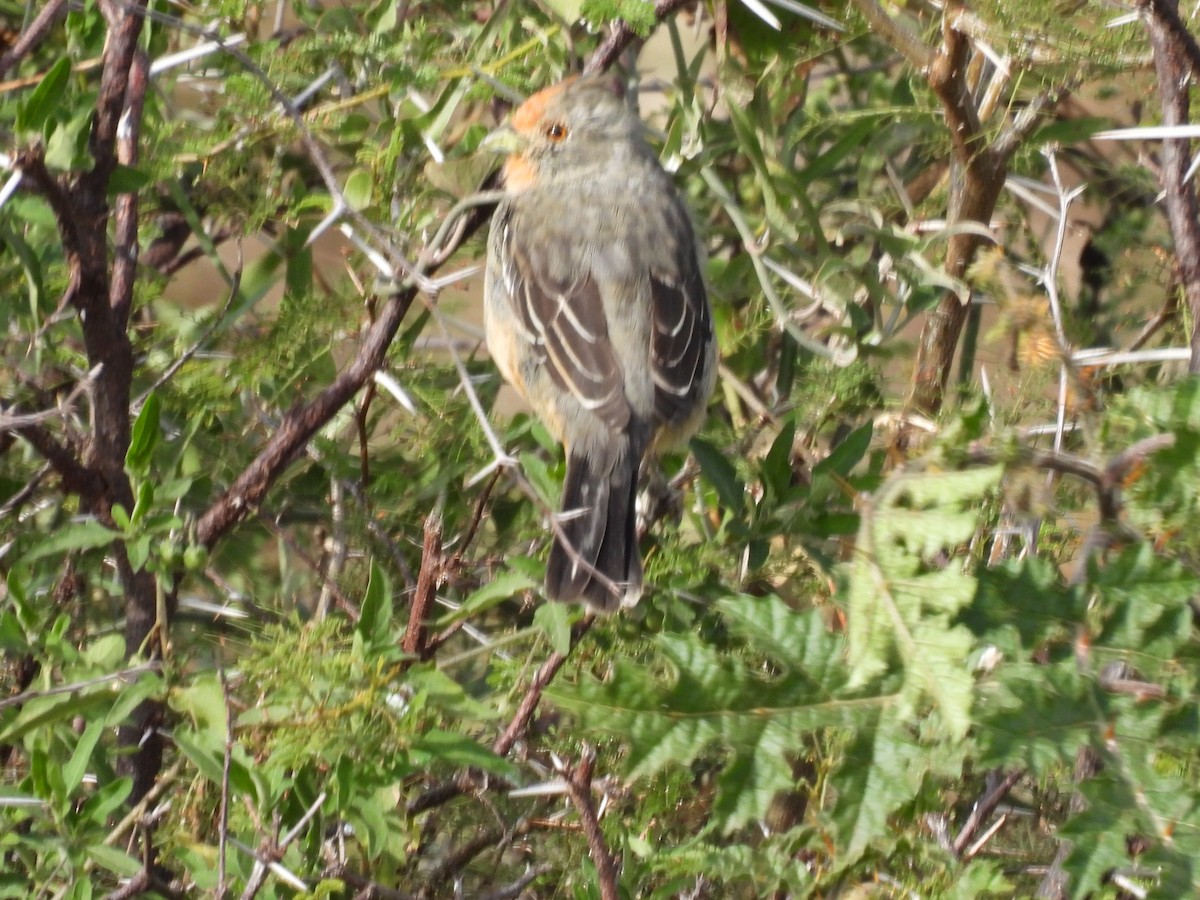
[{"left": 482, "top": 74, "right": 716, "bottom": 613}]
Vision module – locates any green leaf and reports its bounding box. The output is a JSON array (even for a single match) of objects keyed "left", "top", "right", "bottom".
[
  {"left": 86, "top": 844, "right": 142, "bottom": 878},
  {"left": 173, "top": 726, "right": 257, "bottom": 801},
  {"left": 692, "top": 437, "right": 744, "bottom": 513},
  {"left": 171, "top": 671, "right": 228, "bottom": 741},
  {"left": 126, "top": 392, "right": 161, "bottom": 473},
  {"left": 831, "top": 708, "right": 929, "bottom": 862},
  {"left": 63, "top": 720, "right": 104, "bottom": 792},
  {"left": 17, "top": 519, "right": 117, "bottom": 565},
  {"left": 1093, "top": 543, "right": 1198, "bottom": 654},
  {"left": 106, "top": 164, "right": 151, "bottom": 195},
  {"left": 813, "top": 421, "right": 873, "bottom": 479},
  {"left": 104, "top": 673, "right": 161, "bottom": 727},
  {"left": 0, "top": 689, "right": 116, "bottom": 745},
  {"left": 0, "top": 225, "right": 44, "bottom": 318},
  {"left": 17, "top": 57, "right": 71, "bottom": 133},
  {"left": 541, "top": 0, "right": 584, "bottom": 21},
  {"left": 357, "top": 559, "right": 393, "bottom": 647},
  {"left": 78, "top": 777, "right": 132, "bottom": 825},
  {"left": 128, "top": 478, "right": 154, "bottom": 530},
  {"left": 844, "top": 465, "right": 1001, "bottom": 740},
  {"left": 343, "top": 168, "right": 374, "bottom": 211},
  {"left": 551, "top": 595, "right": 892, "bottom": 832},
  {"left": 410, "top": 729, "right": 520, "bottom": 780},
  {"left": 533, "top": 600, "right": 572, "bottom": 655},
  {"left": 760, "top": 418, "right": 796, "bottom": 499},
  {"left": 452, "top": 567, "right": 536, "bottom": 619}
]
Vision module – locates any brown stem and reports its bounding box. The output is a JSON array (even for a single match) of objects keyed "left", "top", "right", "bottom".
[
  {"left": 404, "top": 514, "right": 443, "bottom": 656},
  {"left": 562, "top": 746, "right": 620, "bottom": 900},
  {"left": 493, "top": 615, "right": 594, "bottom": 757},
  {"left": 952, "top": 769, "right": 1024, "bottom": 856},
  {"left": 194, "top": 0, "right": 697, "bottom": 550},
  {"left": 110, "top": 49, "right": 148, "bottom": 328},
  {"left": 0, "top": 0, "right": 67, "bottom": 77},
  {"left": 1141, "top": 0, "right": 1200, "bottom": 373},
  {"left": 583, "top": 0, "right": 697, "bottom": 75},
  {"left": 1143, "top": 0, "right": 1200, "bottom": 81},
  {"left": 407, "top": 615, "right": 596, "bottom": 816},
  {"left": 896, "top": 0, "right": 1064, "bottom": 414}
]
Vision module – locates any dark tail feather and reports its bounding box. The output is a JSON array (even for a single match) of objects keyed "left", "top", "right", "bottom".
[{"left": 545, "top": 442, "right": 642, "bottom": 612}]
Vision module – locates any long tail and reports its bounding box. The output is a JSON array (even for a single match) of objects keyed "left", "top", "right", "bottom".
[{"left": 545, "top": 440, "right": 643, "bottom": 612}]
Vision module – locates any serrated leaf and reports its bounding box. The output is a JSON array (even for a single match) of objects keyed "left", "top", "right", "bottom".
[
  {"left": 551, "top": 596, "right": 893, "bottom": 831},
  {"left": 832, "top": 709, "right": 928, "bottom": 862},
  {"left": 1093, "top": 543, "right": 1199, "bottom": 653},
  {"left": 845, "top": 465, "right": 1000, "bottom": 740}
]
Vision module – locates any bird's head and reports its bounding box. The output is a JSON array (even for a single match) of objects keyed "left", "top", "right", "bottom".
[{"left": 482, "top": 75, "right": 643, "bottom": 192}]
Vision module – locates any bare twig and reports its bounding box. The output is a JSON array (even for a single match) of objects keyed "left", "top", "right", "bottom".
[
  {"left": 417, "top": 826, "right": 511, "bottom": 899},
  {"left": 315, "top": 475, "right": 348, "bottom": 621},
  {"left": 218, "top": 668, "right": 234, "bottom": 899},
  {"left": 0, "top": 0, "right": 68, "bottom": 78},
  {"left": 477, "top": 865, "right": 554, "bottom": 900},
  {"left": 407, "top": 615, "right": 596, "bottom": 816},
  {"left": 851, "top": 0, "right": 1066, "bottom": 415},
  {"left": 0, "top": 365, "right": 102, "bottom": 432},
  {"left": 324, "top": 867, "right": 415, "bottom": 900},
  {"left": 952, "top": 769, "right": 1024, "bottom": 856},
  {"left": 493, "top": 615, "right": 595, "bottom": 757},
  {"left": 109, "top": 47, "right": 147, "bottom": 327},
  {"left": 1141, "top": 0, "right": 1200, "bottom": 81},
  {"left": 965, "top": 433, "right": 1175, "bottom": 526},
  {"left": 0, "top": 662, "right": 160, "bottom": 713},
  {"left": 1140, "top": 0, "right": 1200, "bottom": 372},
  {"left": 849, "top": 0, "right": 932, "bottom": 70},
  {"left": 103, "top": 870, "right": 150, "bottom": 900},
  {"left": 561, "top": 745, "right": 620, "bottom": 900},
  {"left": 404, "top": 514, "right": 443, "bottom": 657},
  {"left": 583, "top": 0, "right": 697, "bottom": 76}
]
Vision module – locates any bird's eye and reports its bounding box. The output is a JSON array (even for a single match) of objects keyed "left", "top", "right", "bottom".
[{"left": 545, "top": 122, "right": 569, "bottom": 142}]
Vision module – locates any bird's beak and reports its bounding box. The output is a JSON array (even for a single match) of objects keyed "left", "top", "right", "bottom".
[{"left": 480, "top": 124, "right": 525, "bottom": 156}]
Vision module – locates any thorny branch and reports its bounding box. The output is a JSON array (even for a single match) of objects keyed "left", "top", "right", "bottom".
[
  {"left": 562, "top": 746, "right": 621, "bottom": 900},
  {"left": 952, "top": 768, "right": 1025, "bottom": 857},
  {"left": 6, "top": 0, "right": 698, "bottom": 887},
  {"left": 1139, "top": 0, "right": 1200, "bottom": 373},
  {"left": 407, "top": 615, "right": 597, "bottom": 816},
  {"left": 583, "top": 0, "right": 698, "bottom": 76},
  {"left": 0, "top": 0, "right": 67, "bottom": 77},
  {"left": 853, "top": 0, "right": 1063, "bottom": 415},
  {"left": 403, "top": 513, "right": 443, "bottom": 656}
]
